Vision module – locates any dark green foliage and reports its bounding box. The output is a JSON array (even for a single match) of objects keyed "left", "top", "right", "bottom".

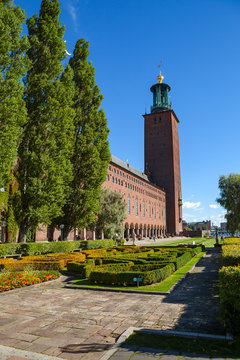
[
  {"left": 0, "top": 242, "right": 20, "bottom": 256},
  {"left": 56, "top": 39, "right": 110, "bottom": 238},
  {"left": 115, "top": 239, "right": 125, "bottom": 246},
  {"left": 19, "top": 240, "right": 81, "bottom": 256},
  {"left": 173, "top": 251, "right": 192, "bottom": 270},
  {"left": 85, "top": 239, "right": 114, "bottom": 249},
  {"left": 67, "top": 262, "right": 95, "bottom": 278},
  {"left": 0, "top": 0, "right": 29, "bottom": 189},
  {"left": 219, "top": 266, "right": 240, "bottom": 335},
  {"left": 89, "top": 263, "right": 175, "bottom": 286},
  {"left": 95, "top": 188, "right": 127, "bottom": 239},
  {"left": 68, "top": 245, "right": 197, "bottom": 286},
  {"left": 16, "top": 0, "right": 75, "bottom": 242},
  {"left": 0, "top": 240, "right": 81, "bottom": 256},
  {"left": 217, "top": 174, "right": 240, "bottom": 233}
]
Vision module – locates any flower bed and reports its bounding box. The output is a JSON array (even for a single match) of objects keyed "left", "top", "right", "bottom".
[
  {"left": 0, "top": 270, "right": 59, "bottom": 292},
  {"left": 0, "top": 252, "right": 86, "bottom": 271}
]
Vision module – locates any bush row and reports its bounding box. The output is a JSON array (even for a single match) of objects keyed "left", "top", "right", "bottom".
[
  {"left": 89, "top": 263, "right": 175, "bottom": 286},
  {"left": 0, "top": 239, "right": 116, "bottom": 257},
  {"left": 0, "top": 241, "right": 82, "bottom": 256},
  {"left": 223, "top": 238, "right": 240, "bottom": 245},
  {"left": 83, "top": 239, "right": 114, "bottom": 250},
  {"left": 219, "top": 266, "right": 240, "bottom": 335},
  {"left": 221, "top": 245, "right": 240, "bottom": 266}
]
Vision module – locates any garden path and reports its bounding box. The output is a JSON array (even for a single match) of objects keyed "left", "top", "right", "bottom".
[{"left": 0, "top": 247, "right": 225, "bottom": 360}]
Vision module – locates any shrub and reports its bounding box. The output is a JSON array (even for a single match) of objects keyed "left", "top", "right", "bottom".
[
  {"left": 219, "top": 266, "right": 240, "bottom": 335},
  {"left": 222, "top": 245, "right": 240, "bottom": 266},
  {"left": 4, "top": 260, "right": 65, "bottom": 271},
  {"left": 224, "top": 238, "right": 240, "bottom": 245},
  {"left": 67, "top": 262, "right": 95, "bottom": 278},
  {"left": 85, "top": 239, "right": 114, "bottom": 249},
  {"left": 115, "top": 238, "right": 125, "bottom": 246},
  {"left": 174, "top": 251, "right": 192, "bottom": 270},
  {"left": 0, "top": 243, "right": 21, "bottom": 256},
  {"left": 19, "top": 241, "right": 81, "bottom": 256},
  {"left": 89, "top": 263, "right": 175, "bottom": 286}
]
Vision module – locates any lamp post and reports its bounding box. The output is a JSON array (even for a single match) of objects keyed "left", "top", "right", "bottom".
[
  {"left": 60, "top": 224, "right": 64, "bottom": 241},
  {"left": 1, "top": 221, "right": 7, "bottom": 244},
  {"left": 214, "top": 225, "right": 220, "bottom": 247}
]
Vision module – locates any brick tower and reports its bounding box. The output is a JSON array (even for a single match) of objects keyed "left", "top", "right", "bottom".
[{"left": 143, "top": 71, "right": 182, "bottom": 234}]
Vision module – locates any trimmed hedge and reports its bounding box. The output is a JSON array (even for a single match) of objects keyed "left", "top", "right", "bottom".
[
  {"left": 67, "top": 262, "right": 96, "bottom": 278},
  {"left": 219, "top": 266, "right": 240, "bottom": 335},
  {"left": 0, "top": 241, "right": 82, "bottom": 257},
  {"left": 89, "top": 263, "right": 175, "bottom": 286},
  {"left": 223, "top": 238, "right": 240, "bottom": 245},
  {"left": 174, "top": 251, "right": 192, "bottom": 270},
  {"left": 0, "top": 239, "right": 115, "bottom": 257},
  {"left": 222, "top": 245, "right": 240, "bottom": 266},
  {"left": 84, "top": 239, "right": 114, "bottom": 250}
]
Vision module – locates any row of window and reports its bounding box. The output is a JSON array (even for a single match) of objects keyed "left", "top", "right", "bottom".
[
  {"left": 127, "top": 198, "right": 165, "bottom": 219},
  {"left": 109, "top": 165, "right": 163, "bottom": 196},
  {"left": 107, "top": 174, "right": 165, "bottom": 202}
]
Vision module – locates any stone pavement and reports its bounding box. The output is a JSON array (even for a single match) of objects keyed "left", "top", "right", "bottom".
[{"left": 0, "top": 248, "right": 226, "bottom": 360}]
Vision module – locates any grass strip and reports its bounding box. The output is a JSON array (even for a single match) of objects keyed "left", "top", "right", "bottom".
[
  {"left": 145, "top": 237, "right": 219, "bottom": 248},
  {"left": 123, "top": 332, "right": 240, "bottom": 358},
  {"left": 70, "top": 251, "right": 205, "bottom": 292}
]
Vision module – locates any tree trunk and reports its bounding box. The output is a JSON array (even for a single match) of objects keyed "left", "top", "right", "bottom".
[
  {"left": 63, "top": 228, "right": 70, "bottom": 241},
  {"left": 18, "top": 223, "right": 28, "bottom": 243}
]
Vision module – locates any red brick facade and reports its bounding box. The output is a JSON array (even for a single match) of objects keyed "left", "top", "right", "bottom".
[
  {"left": 144, "top": 110, "right": 182, "bottom": 234},
  {"left": 103, "top": 156, "right": 167, "bottom": 237}
]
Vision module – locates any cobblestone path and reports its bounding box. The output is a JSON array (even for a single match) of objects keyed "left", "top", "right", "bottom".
[{"left": 0, "top": 248, "right": 224, "bottom": 360}]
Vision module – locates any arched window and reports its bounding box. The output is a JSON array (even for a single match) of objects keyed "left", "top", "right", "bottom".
[{"left": 136, "top": 198, "right": 138, "bottom": 216}]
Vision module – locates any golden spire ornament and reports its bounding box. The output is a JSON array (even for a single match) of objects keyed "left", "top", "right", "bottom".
[
  {"left": 157, "top": 71, "right": 164, "bottom": 83},
  {"left": 157, "top": 60, "right": 164, "bottom": 83}
]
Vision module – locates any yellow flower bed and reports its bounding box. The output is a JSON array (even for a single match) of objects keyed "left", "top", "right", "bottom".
[{"left": 0, "top": 252, "right": 86, "bottom": 271}]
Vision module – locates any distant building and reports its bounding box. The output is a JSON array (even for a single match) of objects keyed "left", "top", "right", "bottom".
[
  {"left": 220, "top": 222, "right": 227, "bottom": 232},
  {"left": 188, "top": 220, "right": 211, "bottom": 231}
]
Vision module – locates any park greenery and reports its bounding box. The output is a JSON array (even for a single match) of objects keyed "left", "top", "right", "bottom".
[
  {"left": 0, "top": 0, "right": 110, "bottom": 242},
  {"left": 95, "top": 188, "right": 127, "bottom": 239},
  {"left": 67, "top": 244, "right": 203, "bottom": 286},
  {"left": 217, "top": 173, "right": 240, "bottom": 234}
]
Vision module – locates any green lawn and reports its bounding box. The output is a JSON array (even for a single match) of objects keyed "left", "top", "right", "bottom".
[
  {"left": 123, "top": 332, "right": 240, "bottom": 358},
  {"left": 70, "top": 251, "right": 205, "bottom": 292},
  {"left": 146, "top": 237, "right": 220, "bottom": 248}
]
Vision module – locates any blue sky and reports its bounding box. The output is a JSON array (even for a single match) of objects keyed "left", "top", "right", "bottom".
[{"left": 16, "top": 0, "right": 240, "bottom": 226}]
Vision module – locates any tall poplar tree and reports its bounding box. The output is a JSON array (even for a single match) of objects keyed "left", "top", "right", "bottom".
[
  {"left": 0, "top": 0, "right": 28, "bottom": 190},
  {"left": 15, "top": 0, "right": 75, "bottom": 242},
  {"left": 55, "top": 39, "right": 110, "bottom": 239}
]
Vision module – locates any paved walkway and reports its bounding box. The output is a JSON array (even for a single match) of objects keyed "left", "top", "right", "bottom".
[{"left": 0, "top": 248, "right": 226, "bottom": 360}]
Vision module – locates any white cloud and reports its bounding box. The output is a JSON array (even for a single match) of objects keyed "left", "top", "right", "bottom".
[
  {"left": 67, "top": 3, "right": 78, "bottom": 32},
  {"left": 209, "top": 204, "right": 219, "bottom": 209},
  {"left": 183, "top": 201, "right": 201, "bottom": 210},
  {"left": 209, "top": 211, "right": 227, "bottom": 226}
]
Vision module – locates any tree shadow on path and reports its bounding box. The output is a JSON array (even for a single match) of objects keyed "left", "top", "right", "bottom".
[{"left": 162, "top": 248, "right": 226, "bottom": 335}]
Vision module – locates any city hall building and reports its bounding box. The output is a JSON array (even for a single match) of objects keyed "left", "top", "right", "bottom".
[
  {"left": 101, "top": 71, "right": 182, "bottom": 237},
  {"left": 35, "top": 71, "right": 183, "bottom": 241}
]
